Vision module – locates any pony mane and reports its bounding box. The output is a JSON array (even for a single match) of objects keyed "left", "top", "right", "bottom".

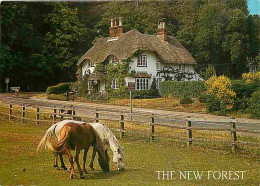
[{"left": 103, "top": 124, "right": 120, "bottom": 148}]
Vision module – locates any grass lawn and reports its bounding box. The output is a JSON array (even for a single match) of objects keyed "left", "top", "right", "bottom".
[{"left": 0, "top": 117, "right": 259, "bottom": 186}]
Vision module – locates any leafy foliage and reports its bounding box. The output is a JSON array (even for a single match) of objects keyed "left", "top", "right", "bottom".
[
  {"left": 242, "top": 72, "right": 260, "bottom": 84},
  {"left": 160, "top": 81, "right": 206, "bottom": 98},
  {"left": 249, "top": 90, "right": 260, "bottom": 118},
  {"left": 205, "top": 76, "right": 236, "bottom": 105},
  {"left": 46, "top": 83, "right": 71, "bottom": 95}
]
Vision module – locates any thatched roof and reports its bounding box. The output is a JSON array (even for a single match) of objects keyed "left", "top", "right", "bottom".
[{"left": 77, "top": 29, "right": 196, "bottom": 65}]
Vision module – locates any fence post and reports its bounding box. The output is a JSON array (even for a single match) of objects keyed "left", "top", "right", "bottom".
[
  {"left": 36, "top": 106, "right": 40, "bottom": 125},
  {"left": 22, "top": 104, "right": 25, "bottom": 123},
  {"left": 95, "top": 109, "right": 99, "bottom": 123},
  {"left": 150, "top": 113, "right": 155, "bottom": 141},
  {"left": 186, "top": 116, "right": 192, "bottom": 147},
  {"left": 53, "top": 106, "right": 57, "bottom": 124},
  {"left": 120, "top": 113, "right": 125, "bottom": 139},
  {"left": 9, "top": 102, "right": 13, "bottom": 121},
  {"left": 230, "top": 116, "right": 237, "bottom": 153}
]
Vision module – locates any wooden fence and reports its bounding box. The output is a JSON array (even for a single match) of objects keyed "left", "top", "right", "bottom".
[{"left": 1, "top": 102, "right": 260, "bottom": 153}]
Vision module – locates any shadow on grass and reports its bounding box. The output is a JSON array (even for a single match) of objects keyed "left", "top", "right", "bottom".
[{"left": 67, "top": 168, "right": 140, "bottom": 180}]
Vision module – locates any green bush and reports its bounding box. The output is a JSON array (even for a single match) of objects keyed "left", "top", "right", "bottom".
[
  {"left": 205, "top": 94, "right": 221, "bottom": 113},
  {"left": 160, "top": 81, "right": 206, "bottom": 98},
  {"left": 231, "top": 80, "right": 259, "bottom": 111},
  {"left": 47, "top": 94, "right": 67, "bottom": 101},
  {"left": 180, "top": 97, "right": 193, "bottom": 104},
  {"left": 233, "top": 98, "right": 250, "bottom": 111},
  {"left": 231, "top": 80, "right": 259, "bottom": 99},
  {"left": 249, "top": 90, "right": 260, "bottom": 118},
  {"left": 46, "top": 83, "right": 71, "bottom": 95},
  {"left": 198, "top": 92, "right": 208, "bottom": 103}
]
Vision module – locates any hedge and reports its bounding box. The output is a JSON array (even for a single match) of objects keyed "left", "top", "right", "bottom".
[
  {"left": 249, "top": 90, "right": 260, "bottom": 118},
  {"left": 160, "top": 81, "right": 206, "bottom": 98},
  {"left": 46, "top": 83, "right": 71, "bottom": 95},
  {"left": 47, "top": 93, "right": 67, "bottom": 101},
  {"left": 231, "top": 80, "right": 259, "bottom": 98}
]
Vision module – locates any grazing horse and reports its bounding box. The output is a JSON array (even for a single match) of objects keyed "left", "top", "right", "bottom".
[
  {"left": 38, "top": 120, "right": 124, "bottom": 171},
  {"left": 37, "top": 122, "right": 110, "bottom": 179}
]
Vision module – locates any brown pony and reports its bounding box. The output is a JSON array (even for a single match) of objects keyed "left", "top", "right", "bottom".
[{"left": 54, "top": 122, "right": 110, "bottom": 179}]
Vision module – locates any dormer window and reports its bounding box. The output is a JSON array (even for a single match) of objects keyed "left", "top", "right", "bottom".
[
  {"left": 89, "top": 61, "right": 95, "bottom": 67},
  {"left": 178, "top": 64, "right": 185, "bottom": 72},
  {"left": 137, "top": 55, "right": 147, "bottom": 67},
  {"left": 156, "top": 61, "right": 161, "bottom": 71},
  {"left": 112, "top": 55, "right": 119, "bottom": 65}
]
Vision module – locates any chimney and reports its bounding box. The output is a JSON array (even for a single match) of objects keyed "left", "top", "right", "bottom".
[
  {"left": 109, "top": 17, "right": 123, "bottom": 38},
  {"left": 117, "top": 17, "right": 123, "bottom": 37},
  {"left": 157, "top": 20, "right": 167, "bottom": 41}
]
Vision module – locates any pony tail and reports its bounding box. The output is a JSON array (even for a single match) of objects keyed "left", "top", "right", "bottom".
[
  {"left": 54, "top": 126, "right": 71, "bottom": 154},
  {"left": 37, "top": 124, "right": 56, "bottom": 152}
]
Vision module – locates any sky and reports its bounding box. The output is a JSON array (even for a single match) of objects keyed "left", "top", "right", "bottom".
[{"left": 248, "top": 0, "right": 260, "bottom": 15}]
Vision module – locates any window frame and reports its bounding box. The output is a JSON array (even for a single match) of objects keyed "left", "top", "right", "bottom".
[
  {"left": 111, "top": 79, "right": 118, "bottom": 89},
  {"left": 156, "top": 78, "right": 162, "bottom": 89},
  {"left": 135, "top": 78, "right": 149, "bottom": 90},
  {"left": 178, "top": 64, "right": 185, "bottom": 72},
  {"left": 137, "top": 55, "right": 147, "bottom": 67},
  {"left": 156, "top": 61, "right": 161, "bottom": 71}
]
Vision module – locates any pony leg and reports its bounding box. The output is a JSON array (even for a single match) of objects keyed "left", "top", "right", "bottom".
[
  {"left": 89, "top": 146, "right": 97, "bottom": 171},
  {"left": 59, "top": 154, "right": 67, "bottom": 170},
  {"left": 75, "top": 147, "right": 84, "bottom": 179},
  {"left": 65, "top": 149, "right": 75, "bottom": 179},
  {"left": 53, "top": 152, "right": 60, "bottom": 170},
  {"left": 83, "top": 146, "right": 90, "bottom": 173}
]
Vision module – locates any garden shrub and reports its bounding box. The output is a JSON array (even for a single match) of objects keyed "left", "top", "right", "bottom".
[
  {"left": 160, "top": 81, "right": 206, "bottom": 98},
  {"left": 249, "top": 90, "right": 260, "bottom": 118},
  {"left": 231, "top": 80, "right": 259, "bottom": 98},
  {"left": 205, "top": 94, "right": 221, "bottom": 113},
  {"left": 47, "top": 94, "right": 67, "bottom": 101},
  {"left": 231, "top": 80, "right": 259, "bottom": 111},
  {"left": 198, "top": 92, "right": 208, "bottom": 103},
  {"left": 180, "top": 97, "right": 193, "bottom": 104},
  {"left": 242, "top": 72, "right": 260, "bottom": 84},
  {"left": 205, "top": 75, "right": 236, "bottom": 115},
  {"left": 205, "top": 76, "right": 236, "bottom": 105},
  {"left": 46, "top": 83, "right": 71, "bottom": 95}
]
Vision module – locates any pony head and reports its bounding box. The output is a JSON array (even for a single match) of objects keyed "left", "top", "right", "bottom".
[
  {"left": 113, "top": 146, "right": 124, "bottom": 171},
  {"left": 98, "top": 149, "right": 110, "bottom": 172}
]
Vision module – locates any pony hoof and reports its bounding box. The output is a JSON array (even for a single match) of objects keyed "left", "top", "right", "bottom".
[
  {"left": 83, "top": 169, "right": 88, "bottom": 174},
  {"left": 70, "top": 175, "right": 75, "bottom": 179},
  {"left": 61, "top": 166, "right": 67, "bottom": 170},
  {"left": 55, "top": 167, "right": 60, "bottom": 170},
  {"left": 89, "top": 166, "right": 94, "bottom": 171}
]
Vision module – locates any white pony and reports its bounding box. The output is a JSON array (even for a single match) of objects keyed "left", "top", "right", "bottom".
[{"left": 37, "top": 120, "right": 124, "bottom": 171}]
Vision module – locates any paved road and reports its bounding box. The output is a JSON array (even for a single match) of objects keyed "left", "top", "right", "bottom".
[{"left": 0, "top": 94, "right": 259, "bottom": 133}]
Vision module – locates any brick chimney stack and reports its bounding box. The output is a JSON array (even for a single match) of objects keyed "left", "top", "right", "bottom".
[
  {"left": 157, "top": 20, "right": 167, "bottom": 41},
  {"left": 109, "top": 17, "right": 123, "bottom": 38}
]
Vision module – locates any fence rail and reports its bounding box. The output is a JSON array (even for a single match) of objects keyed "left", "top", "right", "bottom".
[{"left": 1, "top": 102, "right": 259, "bottom": 153}]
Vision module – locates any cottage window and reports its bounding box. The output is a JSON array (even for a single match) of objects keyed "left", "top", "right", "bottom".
[
  {"left": 178, "top": 64, "right": 185, "bottom": 72},
  {"left": 112, "top": 56, "right": 119, "bottom": 65},
  {"left": 111, "top": 79, "right": 118, "bottom": 89},
  {"left": 156, "top": 78, "right": 162, "bottom": 89},
  {"left": 88, "top": 81, "right": 93, "bottom": 90},
  {"left": 89, "top": 61, "right": 95, "bottom": 67},
  {"left": 135, "top": 78, "right": 149, "bottom": 90},
  {"left": 137, "top": 55, "right": 147, "bottom": 67},
  {"left": 156, "top": 61, "right": 161, "bottom": 71}
]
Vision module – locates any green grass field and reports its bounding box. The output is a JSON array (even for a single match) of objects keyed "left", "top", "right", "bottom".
[{"left": 0, "top": 116, "right": 260, "bottom": 186}]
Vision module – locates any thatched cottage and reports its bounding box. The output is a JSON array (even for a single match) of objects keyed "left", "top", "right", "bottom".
[{"left": 77, "top": 18, "right": 201, "bottom": 92}]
